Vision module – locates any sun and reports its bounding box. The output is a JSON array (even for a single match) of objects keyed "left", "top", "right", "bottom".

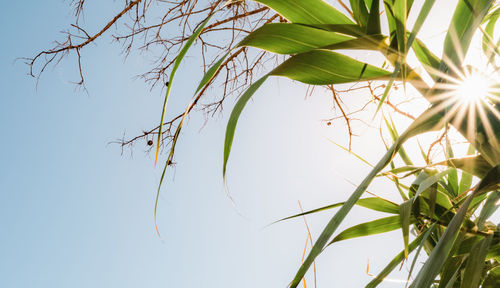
[{"left": 455, "top": 72, "right": 491, "bottom": 104}]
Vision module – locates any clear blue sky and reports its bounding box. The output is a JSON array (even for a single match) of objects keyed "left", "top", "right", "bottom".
[{"left": 0, "top": 1, "right": 464, "bottom": 287}]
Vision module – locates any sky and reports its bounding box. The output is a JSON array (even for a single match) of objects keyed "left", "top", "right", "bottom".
[{"left": 0, "top": 1, "right": 479, "bottom": 287}]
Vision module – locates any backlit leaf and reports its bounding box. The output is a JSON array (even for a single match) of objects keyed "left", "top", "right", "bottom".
[
  {"left": 290, "top": 107, "right": 444, "bottom": 288},
  {"left": 270, "top": 50, "right": 392, "bottom": 85},
  {"left": 255, "top": 0, "right": 354, "bottom": 25},
  {"left": 329, "top": 215, "right": 412, "bottom": 244}
]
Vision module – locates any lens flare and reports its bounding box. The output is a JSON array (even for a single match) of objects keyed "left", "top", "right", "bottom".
[{"left": 455, "top": 73, "right": 491, "bottom": 104}]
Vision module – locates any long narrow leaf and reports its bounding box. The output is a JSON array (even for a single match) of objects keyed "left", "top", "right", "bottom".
[
  {"left": 238, "top": 23, "right": 354, "bottom": 54},
  {"left": 349, "top": 0, "right": 369, "bottom": 26},
  {"left": 366, "top": 0, "right": 380, "bottom": 35},
  {"left": 155, "top": 12, "right": 218, "bottom": 164},
  {"left": 411, "top": 165, "right": 500, "bottom": 287},
  {"left": 329, "top": 215, "right": 412, "bottom": 244},
  {"left": 365, "top": 230, "right": 427, "bottom": 288},
  {"left": 399, "top": 200, "right": 413, "bottom": 258},
  {"left": 270, "top": 50, "right": 392, "bottom": 85},
  {"left": 255, "top": 0, "right": 354, "bottom": 25},
  {"left": 483, "top": 266, "right": 500, "bottom": 287},
  {"left": 375, "top": 0, "right": 435, "bottom": 115},
  {"left": 441, "top": 0, "right": 493, "bottom": 71},
  {"left": 275, "top": 197, "right": 400, "bottom": 224},
  {"left": 461, "top": 235, "right": 492, "bottom": 288},
  {"left": 290, "top": 107, "right": 444, "bottom": 288},
  {"left": 223, "top": 75, "right": 269, "bottom": 178},
  {"left": 458, "top": 145, "right": 476, "bottom": 194},
  {"left": 477, "top": 190, "right": 500, "bottom": 229},
  {"left": 154, "top": 52, "right": 230, "bottom": 234}
]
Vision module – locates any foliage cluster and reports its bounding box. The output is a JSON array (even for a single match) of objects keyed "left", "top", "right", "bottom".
[{"left": 33, "top": 0, "right": 500, "bottom": 287}]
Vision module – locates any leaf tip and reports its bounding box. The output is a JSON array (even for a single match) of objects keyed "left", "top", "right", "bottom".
[
  {"left": 154, "top": 144, "right": 159, "bottom": 167},
  {"left": 154, "top": 204, "right": 161, "bottom": 238}
]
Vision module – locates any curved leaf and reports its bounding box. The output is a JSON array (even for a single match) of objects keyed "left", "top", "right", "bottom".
[
  {"left": 411, "top": 165, "right": 500, "bottom": 288},
  {"left": 223, "top": 75, "right": 269, "bottom": 178},
  {"left": 255, "top": 0, "right": 354, "bottom": 25},
  {"left": 270, "top": 50, "right": 392, "bottom": 85},
  {"left": 366, "top": 0, "right": 380, "bottom": 35},
  {"left": 349, "top": 0, "right": 369, "bottom": 27},
  {"left": 238, "top": 23, "right": 354, "bottom": 54},
  {"left": 329, "top": 215, "right": 412, "bottom": 244},
  {"left": 365, "top": 230, "right": 427, "bottom": 288},
  {"left": 290, "top": 107, "right": 444, "bottom": 288},
  {"left": 483, "top": 266, "right": 500, "bottom": 287},
  {"left": 477, "top": 191, "right": 500, "bottom": 230},
  {"left": 435, "top": 155, "right": 492, "bottom": 178},
  {"left": 412, "top": 38, "right": 440, "bottom": 78},
  {"left": 275, "top": 197, "right": 400, "bottom": 223},
  {"left": 441, "top": 0, "right": 493, "bottom": 71},
  {"left": 155, "top": 11, "right": 219, "bottom": 164},
  {"left": 482, "top": 7, "right": 500, "bottom": 61},
  {"left": 399, "top": 200, "right": 413, "bottom": 258},
  {"left": 461, "top": 235, "right": 492, "bottom": 288},
  {"left": 155, "top": 52, "right": 230, "bottom": 234}
]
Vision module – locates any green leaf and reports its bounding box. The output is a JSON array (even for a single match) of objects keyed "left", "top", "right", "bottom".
[
  {"left": 155, "top": 52, "right": 230, "bottom": 233},
  {"left": 437, "top": 255, "right": 464, "bottom": 288},
  {"left": 322, "top": 34, "right": 389, "bottom": 51},
  {"left": 381, "top": 165, "right": 421, "bottom": 176},
  {"left": 477, "top": 191, "right": 500, "bottom": 230},
  {"left": 365, "top": 230, "right": 427, "bottom": 288},
  {"left": 441, "top": 0, "right": 493, "bottom": 71},
  {"left": 406, "top": 224, "right": 437, "bottom": 285},
  {"left": 270, "top": 50, "right": 391, "bottom": 85},
  {"left": 410, "top": 199, "right": 469, "bottom": 287},
  {"left": 308, "top": 23, "right": 365, "bottom": 36},
  {"left": 238, "top": 23, "right": 354, "bottom": 54},
  {"left": 406, "top": 0, "right": 436, "bottom": 51},
  {"left": 366, "top": 0, "right": 380, "bottom": 35},
  {"left": 437, "top": 232, "right": 467, "bottom": 288},
  {"left": 194, "top": 53, "right": 229, "bottom": 93},
  {"left": 329, "top": 215, "right": 412, "bottom": 244},
  {"left": 223, "top": 75, "right": 269, "bottom": 178},
  {"left": 461, "top": 235, "right": 492, "bottom": 288},
  {"left": 349, "top": 0, "right": 369, "bottom": 27},
  {"left": 399, "top": 200, "right": 412, "bottom": 258},
  {"left": 411, "top": 165, "right": 500, "bottom": 288},
  {"left": 476, "top": 165, "right": 500, "bottom": 195},
  {"left": 393, "top": 0, "right": 407, "bottom": 57},
  {"left": 275, "top": 197, "right": 400, "bottom": 223},
  {"left": 328, "top": 138, "right": 373, "bottom": 167},
  {"left": 155, "top": 11, "right": 218, "bottom": 164},
  {"left": 427, "top": 183, "right": 437, "bottom": 219},
  {"left": 436, "top": 155, "right": 492, "bottom": 178},
  {"left": 459, "top": 145, "right": 476, "bottom": 194},
  {"left": 414, "top": 169, "right": 451, "bottom": 199},
  {"left": 445, "top": 137, "right": 459, "bottom": 197},
  {"left": 223, "top": 48, "right": 425, "bottom": 183},
  {"left": 412, "top": 38, "right": 440, "bottom": 77},
  {"left": 482, "top": 8, "right": 500, "bottom": 60},
  {"left": 384, "top": 115, "right": 413, "bottom": 165},
  {"left": 289, "top": 107, "right": 444, "bottom": 288},
  {"left": 486, "top": 242, "right": 500, "bottom": 260},
  {"left": 255, "top": 0, "right": 354, "bottom": 25},
  {"left": 483, "top": 266, "right": 500, "bottom": 287},
  {"left": 375, "top": 0, "right": 435, "bottom": 115}
]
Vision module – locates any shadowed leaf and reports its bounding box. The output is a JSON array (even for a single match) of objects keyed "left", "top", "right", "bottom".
[{"left": 461, "top": 235, "right": 492, "bottom": 288}]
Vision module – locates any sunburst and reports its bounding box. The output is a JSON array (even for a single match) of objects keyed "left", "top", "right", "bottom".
[{"left": 420, "top": 58, "right": 500, "bottom": 163}]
